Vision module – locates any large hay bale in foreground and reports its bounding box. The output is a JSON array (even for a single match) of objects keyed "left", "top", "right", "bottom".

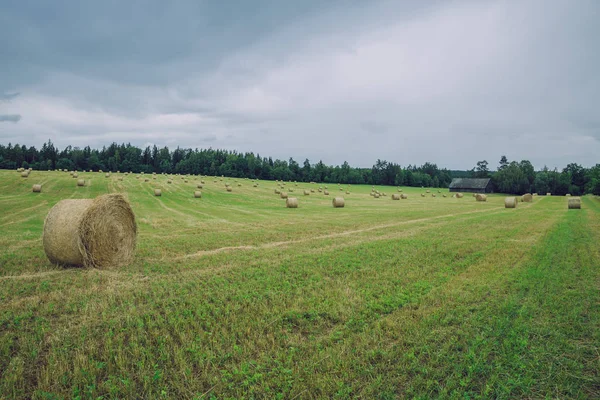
[
  {"left": 286, "top": 198, "right": 298, "bottom": 208},
  {"left": 154, "top": 189, "right": 162, "bottom": 196},
  {"left": 194, "top": 191, "right": 202, "bottom": 198},
  {"left": 32, "top": 184, "right": 42, "bottom": 193},
  {"left": 522, "top": 193, "right": 533, "bottom": 203},
  {"left": 77, "top": 179, "right": 85, "bottom": 187},
  {"left": 504, "top": 197, "right": 517, "bottom": 208},
  {"left": 392, "top": 194, "right": 400, "bottom": 200},
  {"left": 43, "top": 194, "right": 137, "bottom": 268},
  {"left": 568, "top": 197, "right": 581, "bottom": 209},
  {"left": 476, "top": 194, "right": 487, "bottom": 202},
  {"left": 332, "top": 197, "right": 345, "bottom": 208}
]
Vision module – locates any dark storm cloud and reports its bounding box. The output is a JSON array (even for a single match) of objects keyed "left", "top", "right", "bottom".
[{"left": 0, "top": 0, "right": 599, "bottom": 169}]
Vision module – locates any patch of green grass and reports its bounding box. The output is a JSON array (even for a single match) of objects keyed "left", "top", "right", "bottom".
[{"left": 0, "top": 170, "right": 598, "bottom": 398}]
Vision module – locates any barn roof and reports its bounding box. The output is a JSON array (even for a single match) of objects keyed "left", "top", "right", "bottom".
[{"left": 448, "top": 178, "right": 491, "bottom": 189}]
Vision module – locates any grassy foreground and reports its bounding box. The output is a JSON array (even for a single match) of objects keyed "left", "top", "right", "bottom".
[{"left": 0, "top": 170, "right": 598, "bottom": 399}]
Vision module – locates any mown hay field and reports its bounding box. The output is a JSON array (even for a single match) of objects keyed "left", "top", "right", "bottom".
[{"left": 0, "top": 170, "right": 599, "bottom": 399}]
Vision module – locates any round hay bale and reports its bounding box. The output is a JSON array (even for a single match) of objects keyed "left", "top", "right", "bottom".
[
  {"left": 194, "top": 191, "right": 202, "bottom": 198},
  {"left": 197, "top": 184, "right": 203, "bottom": 189},
  {"left": 401, "top": 194, "right": 408, "bottom": 199},
  {"left": 238, "top": 183, "right": 242, "bottom": 187},
  {"left": 167, "top": 179, "right": 172, "bottom": 184},
  {"left": 443, "top": 194, "right": 447, "bottom": 198},
  {"left": 42, "top": 194, "right": 137, "bottom": 268},
  {"left": 472, "top": 193, "right": 477, "bottom": 197},
  {"left": 426, "top": 190, "right": 430, "bottom": 193},
  {"left": 304, "top": 190, "right": 310, "bottom": 195},
  {"left": 105, "top": 173, "right": 110, "bottom": 178},
  {"left": 76, "top": 178, "right": 85, "bottom": 187},
  {"left": 369, "top": 192, "right": 374, "bottom": 197},
  {"left": 201, "top": 180, "right": 205, "bottom": 184},
  {"left": 289, "top": 188, "right": 294, "bottom": 192},
  {"left": 346, "top": 191, "right": 350, "bottom": 194},
  {"left": 286, "top": 198, "right": 299, "bottom": 208},
  {"left": 311, "top": 189, "right": 315, "bottom": 193},
  {"left": 398, "top": 189, "right": 403, "bottom": 192},
  {"left": 144, "top": 178, "right": 149, "bottom": 182},
  {"left": 275, "top": 189, "right": 281, "bottom": 194},
  {"left": 421, "top": 193, "right": 425, "bottom": 197},
  {"left": 118, "top": 177, "right": 123, "bottom": 181},
  {"left": 438, "top": 190, "right": 441, "bottom": 193},
  {"left": 332, "top": 197, "right": 345, "bottom": 208},
  {"left": 324, "top": 190, "right": 329, "bottom": 195},
  {"left": 32, "top": 184, "right": 42, "bottom": 193},
  {"left": 374, "top": 193, "right": 380, "bottom": 198},
  {"left": 568, "top": 197, "right": 581, "bottom": 209},
  {"left": 522, "top": 193, "right": 533, "bottom": 203},
  {"left": 432, "top": 194, "right": 436, "bottom": 197},
  {"left": 456, "top": 193, "right": 464, "bottom": 198},
  {"left": 566, "top": 193, "right": 571, "bottom": 197},
  {"left": 73, "top": 173, "right": 79, "bottom": 178},
  {"left": 318, "top": 189, "right": 322, "bottom": 193},
  {"left": 504, "top": 197, "right": 517, "bottom": 208},
  {"left": 476, "top": 194, "right": 487, "bottom": 202},
  {"left": 226, "top": 187, "right": 232, "bottom": 192},
  {"left": 280, "top": 192, "right": 288, "bottom": 199},
  {"left": 154, "top": 189, "right": 162, "bottom": 196},
  {"left": 21, "top": 171, "right": 29, "bottom": 178},
  {"left": 392, "top": 193, "right": 400, "bottom": 200},
  {"left": 546, "top": 192, "right": 551, "bottom": 196},
  {"left": 339, "top": 188, "right": 343, "bottom": 191}
]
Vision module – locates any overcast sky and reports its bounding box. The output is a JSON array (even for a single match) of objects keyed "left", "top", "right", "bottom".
[{"left": 1, "top": 0, "right": 598, "bottom": 170}]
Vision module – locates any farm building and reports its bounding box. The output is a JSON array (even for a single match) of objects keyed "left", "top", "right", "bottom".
[{"left": 449, "top": 178, "right": 493, "bottom": 193}]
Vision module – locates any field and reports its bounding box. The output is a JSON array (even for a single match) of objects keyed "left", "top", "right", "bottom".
[{"left": 0, "top": 170, "right": 599, "bottom": 399}]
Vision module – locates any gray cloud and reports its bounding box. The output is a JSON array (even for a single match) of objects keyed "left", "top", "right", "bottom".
[
  {"left": 0, "top": 0, "right": 599, "bottom": 169},
  {"left": 0, "top": 114, "right": 21, "bottom": 123}
]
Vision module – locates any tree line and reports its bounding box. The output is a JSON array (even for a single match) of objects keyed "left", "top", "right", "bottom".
[{"left": 0, "top": 141, "right": 598, "bottom": 194}]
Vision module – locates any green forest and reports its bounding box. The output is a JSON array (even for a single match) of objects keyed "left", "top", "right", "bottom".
[{"left": 1, "top": 141, "right": 599, "bottom": 195}]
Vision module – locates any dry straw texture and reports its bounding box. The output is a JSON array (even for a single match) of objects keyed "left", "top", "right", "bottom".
[
  {"left": 546, "top": 193, "right": 552, "bottom": 196},
  {"left": 154, "top": 189, "right": 162, "bottom": 196},
  {"left": 401, "top": 194, "right": 408, "bottom": 199},
  {"left": 304, "top": 190, "right": 310, "bottom": 195},
  {"left": 504, "top": 197, "right": 517, "bottom": 208},
  {"left": 324, "top": 190, "right": 329, "bottom": 195},
  {"left": 522, "top": 194, "right": 533, "bottom": 203},
  {"left": 280, "top": 192, "right": 288, "bottom": 199},
  {"left": 226, "top": 187, "right": 233, "bottom": 192},
  {"left": 32, "top": 184, "right": 42, "bottom": 193},
  {"left": 43, "top": 194, "right": 137, "bottom": 268},
  {"left": 286, "top": 198, "right": 299, "bottom": 208},
  {"left": 392, "top": 194, "right": 400, "bottom": 200},
  {"left": 476, "top": 194, "right": 487, "bottom": 202},
  {"left": 197, "top": 184, "right": 203, "bottom": 189},
  {"left": 374, "top": 193, "right": 380, "bottom": 198},
  {"left": 456, "top": 193, "right": 464, "bottom": 198},
  {"left": 568, "top": 197, "right": 581, "bottom": 209},
  {"left": 194, "top": 191, "right": 202, "bottom": 198},
  {"left": 77, "top": 179, "right": 85, "bottom": 187},
  {"left": 21, "top": 171, "right": 29, "bottom": 178},
  {"left": 332, "top": 197, "right": 345, "bottom": 208}
]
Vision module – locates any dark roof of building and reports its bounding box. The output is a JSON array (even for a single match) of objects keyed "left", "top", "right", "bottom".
[{"left": 448, "top": 178, "right": 491, "bottom": 189}]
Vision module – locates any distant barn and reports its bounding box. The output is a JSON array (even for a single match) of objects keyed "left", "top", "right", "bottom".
[{"left": 449, "top": 178, "right": 493, "bottom": 193}]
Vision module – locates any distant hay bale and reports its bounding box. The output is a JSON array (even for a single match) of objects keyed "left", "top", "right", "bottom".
[
  {"left": 374, "top": 193, "right": 380, "bottom": 198},
  {"left": 401, "top": 194, "right": 408, "bottom": 199},
  {"left": 421, "top": 193, "right": 425, "bottom": 197},
  {"left": 289, "top": 188, "right": 294, "bottom": 192},
  {"left": 504, "top": 197, "right": 517, "bottom": 208},
  {"left": 324, "top": 190, "right": 329, "bottom": 195},
  {"left": 346, "top": 191, "right": 350, "bottom": 194},
  {"left": 546, "top": 192, "right": 551, "bottom": 196},
  {"left": 476, "top": 194, "right": 487, "bottom": 202},
  {"left": 304, "top": 190, "right": 310, "bottom": 195},
  {"left": 432, "top": 194, "right": 436, "bottom": 197},
  {"left": 332, "top": 197, "right": 345, "bottom": 208},
  {"left": 99, "top": 170, "right": 103, "bottom": 173},
  {"left": 167, "top": 179, "right": 172, "bottom": 184},
  {"left": 184, "top": 179, "right": 188, "bottom": 183},
  {"left": 154, "top": 189, "right": 162, "bottom": 196},
  {"left": 197, "top": 184, "right": 203, "bottom": 189},
  {"left": 369, "top": 192, "right": 374, "bottom": 197},
  {"left": 194, "top": 191, "right": 202, "bottom": 198},
  {"left": 42, "top": 193, "right": 137, "bottom": 268},
  {"left": 568, "top": 197, "right": 581, "bottom": 209},
  {"left": 226, "top": 187, "right": 232, "bottom": 192},
  {"left": 238, "top": 183, "right": 242, "bottom": 187},
  {"left": 275, "top": 189, "right": 281, "bottom": 194},
  {"left": 105, "top": 173, "right": 110, "bottom": 178},
  {"left": 21, "top": 171, "right": 29, "bottom": 178},
  {"left": 144, "top": 178, "right": 149, "bottom": 182},
  {"left": 318, "top": 189, "right": 322, "bottom": 193},
  {"left": 77, "top": 179, "right": 85, "bottom": 187},
  {"left": 566, "top": 193, "right": 571, "bottom": 197},
  {"left": 522, "top": 193, "right": 533, "bottom": 203},
  {"left": 398, "top": 189, "right": 403, "bottom": 192},
  {"left": 392, "top": 194, "right": 400, "bottom": 200},
  {"left": 456, "top": 193, "right": 464, "bottom": 198},
  {"left": 286, "top": 198, "right": 299, "bottom": 208},
  {"left": 73, "top": 173, "right": 78, "bottom": 178},
  {"left": 339, "top": 188, "right": 343, "bottom": 191},
  {"left": 311, "top": 189, "right": 315, "bottom": 193},
  {"left": 533, "top": 193, "right": 538, "bottom": 196},
  {"left": 280, "top": 192, "right": 288, "bottom": 199},
  {"left": 32, "top": 184, "right": 42, "bottom": 193},
  {"left": 438, "top": 190, "right": 441, "bottom": 193},
  {"left": 443, "top": 194, "right": 447, "bottom": 198},
  {"left": 201, "top": 180, "right": 205, "bottom": 184},
  {"left": 426, "top": 190, "right": 430, "bottom": 193}
]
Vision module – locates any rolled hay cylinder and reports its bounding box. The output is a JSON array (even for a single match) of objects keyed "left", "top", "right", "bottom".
[
  {"left": 546, "top": 192, "right": 551, "bottom": 196},
  {"left": 324, "top": 190, "right": 330, "bottom": 195},
  {"left": 369, "top": 192, "right": 374, "bottom": 197},
  {"left": 184, "top": 179, "right": 188, "bottom": 183},
  {"left": 286, "top": 197, "right": 299, "bottom": 208},
  {"left": 201, "top": 180, "right": 205, "bottom": 184},
  {"left": 275, "top": 189, "right": 281, "bottom": 194},
  {"left": 374, "top": 193, "right": 380, "bottom": 198},
  {"left": 32, "top": 184, "right": 42, "bottom": 193},
  {"left": 77, "top": 179, "right": 85, "bottom": 187},
  {"left": 339, "top": 188, "right": 343, "bottom": 191},
  {"left": 522, "top": 193, "right": 533, "bottom": 203},
  {"left": 421, "top": 193, "right": 425, "bottom": 197},
  {"left": 332, "top": 197, "right": 345, "bottom": 208},
  {"left": 401, "top": 194, "right": 408, "bottom": 199},
  {"left": 289, "top": 188, "right": 294, "bottom": 192},
  {"left": 167, "top": 179, "right": 172, "bottom": 184},
  {"left": 197, "top": 184, "right": 203, "bottom": 189},
  {"left": 43, "top": 194, "right": 137, "bottom": 268},
  {"left": 154, "top": 189, "right": 162, "bottom": 196},
  {"left": 472, "top": 193, "right": 477, "bottom": 197},
  {"left": 318, "top": 189, "right": 322, "bottom": 192},
  {"left": 73, "top": 173, "right": 79, "bottom": 178},
  {"left": 398, "top": 189, "right": 402, "bottom": 192},
  {"left": 21, "top": 171, "right": 29, "bottom": 178},
  {"left": 311, "top": 189, "right": 315, "bottom": 193},
  {"left": 504, "top": 197, "right": 518, "bottom": 208},
  {"left": 443, "top": 194, "right": 447, "bottom": 198},
  {"left": 105, "top": 173, "right": 110, "bottom": 178},
  {"left": 392, "top": 194, "right": 400, "bottom": 200},
  {"left": 304, "top": 190, "right": 310, "bottom": 195},
  {"left": 438, "top": 190, "right": 441, "bottom": 193},
  {"left": 456, "top": 193, "right": 464, "bottom": 198},
  {"left": 566, "top": 193, "right": 571, "bottom": 197},
  {"left": 118, "top": 177, "right": 123, "bottom": 181},
  {"left": 432, "top": 194, "right": 436, "bottom": 197},
  {"left": 238, "top": 183, "right": 242, "bottom": 187},
  {"left": 194, "top": 191, "right": 202, "bottom": 198},
  {"left": 476, "top": 194, "right": 487, "bottom": 202},
  {"left": 346, "top": 191, "right": 350, "bottom": 194},
  {"left": 226, "top": 187, "right": 233, "bottom": 192},
  {"left": 568, "top": 197, "right": 581, "bottom": 209},
  {"left": 280, "top": 192, "right": 288, "bottom": 199},
  {"left": 426, "top": 190, "right": 430, "bottom": 193},
  {"left": 144, "top": 178, "right": 149, "bottom": 182}
]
